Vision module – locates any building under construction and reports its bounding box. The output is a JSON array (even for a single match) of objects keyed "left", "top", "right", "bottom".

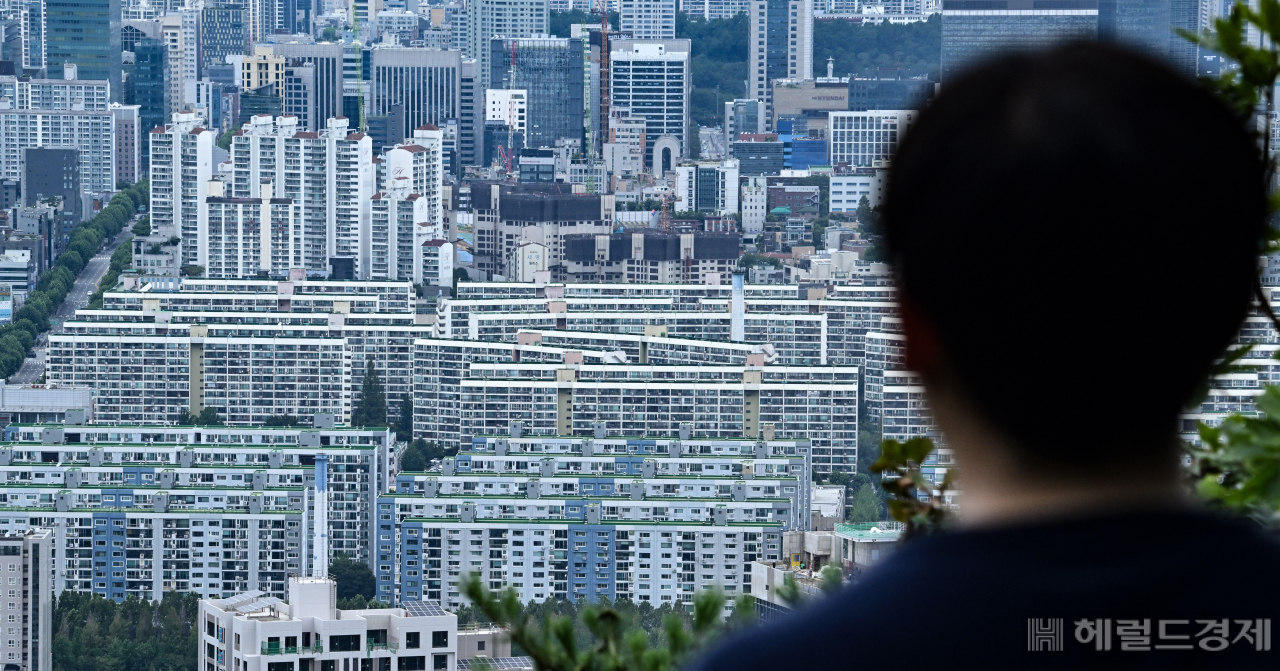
[
  {"left": 563, "top": 229, "right": 741, "bottom": 283},
  {"left": 489, "top": 36, "right": 585, "bottom": 152}
]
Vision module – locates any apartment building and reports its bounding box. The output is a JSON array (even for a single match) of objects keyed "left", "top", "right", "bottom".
[
  {"left": 201, "top": 179, "right": 304, "bottom": 278},
  {"left": 862, "top": 327, "right": 905, "bottom": 417},
  {"left": 149, "top": 111, "right": 214, "bottom": 270},
  {"left": 201, "top": 577, "right": 460, "bottom": 671},
  {"left": 229, "top": 115, "right": 375, "bottom": 277},
  {"left": 59, "top": 278, "right": 425, "bottom": 424},
  {"left": 827, "top": 110, "right": 916, "bottom": 169},
  {"left": 382, "top": 434, "right": 807, "bottom": 607},
  {"left": 0, "top": 528, "right": 51, "bottom": 671},
  {"left": 561, "top": 231, "right": 741, "bottom": 284},
  {"left": 674, "top": 160, "right": 740, "bottom": 214},
  {"left": 0, "top": 425, "right": 389, "bottom": 601},
  {"left": 470, "top": 183, "right": 614, "bottom": 280}
]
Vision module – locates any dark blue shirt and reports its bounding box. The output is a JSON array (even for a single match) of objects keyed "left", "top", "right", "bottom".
[{"left": 691, "top": 510, "right": 1280, "bottom": 669}]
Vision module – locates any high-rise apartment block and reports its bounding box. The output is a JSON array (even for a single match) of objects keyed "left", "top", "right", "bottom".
[
  {"left": 0, "top": 528, "right": 51, "bottom": 671},
  {"left": 619, "top": 0, "right": 676, "bottom": 39},
  {"left": 0, "top": 72, "right": 115, "bottom": 195},
  {"left": 149, "top": 111, "right": 213, "bottom": 270},
  {"left": 0, "top": 425, "right": 389, "bottom": 601},
  {"left": 110, "top": 103, "right": 143, "bottom": 185},
  {"left": 748, "top": 0, "right": 813, "bottom": 130},
  {"left": 228, "top": 115, "right": 375, "bottom": 277},
  {"left": 386, "top": 435, "right": 808, "bottom": 606}
]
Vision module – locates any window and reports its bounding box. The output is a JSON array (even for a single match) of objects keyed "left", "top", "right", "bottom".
[
  {"left": 431, "top": 631, "right": 447, "bottom": 648},
  {"left": 330, "top": 635, "right": 360, "bottom": 652},
  {"left": 406, "top": 632, "right": 421, "bottom": 649},
  {"left": 477, "top": 641, "right": 485, "bottom": 651},
  {"left": 398, "top": 657, "right": 427, "bottom": 671}
]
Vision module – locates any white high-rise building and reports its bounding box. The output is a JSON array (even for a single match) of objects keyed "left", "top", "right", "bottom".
[
  {"left": 200, "top": 178, "right": 305, "bottom": 278},
  {"left": 230, "top": 115, "right": 376, "bottom": 277},
  {"left": 682, "top": 0, "right": 752, "bottom": 18},
  {"left": 609, "top": 39, "right": 690, "bottom": 169},
  {"left": 620, "top": 0, "right": 676, "bottom": 39},
  {"left": 749, "top": 0, "right": 814, "bottom": 130},
  {"left": 675, "top": 159, "right": 740, "bottom": 214},
  {"left": 828, "top": 110, "right": 916, "bottom": 168},
  {"left": 465, "top": 0, "right": 550, "bottom": 90},
  {"left": 741, "top": 175, "right": 767, "bottom": 235},
  {"left": 149, "top": 111, "right": 214, "bottom": 268},
  {"left": 0, "top": 529, "right": 51, "bottom": 671},
  {"left": 0, "top": 72, "right": 115, "bottom": 194}
]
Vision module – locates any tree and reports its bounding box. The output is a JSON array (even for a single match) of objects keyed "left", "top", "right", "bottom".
[
  {"left": 688, "top": 122, "right": 702, "bottom": 159},
  {"left": 452, "top": 267, "right": 470, "bottom": 297},
  {"left": 178, "top": 407, "right": 224, "bottom": 426},
  {"left": 737, "top": 253, "right": 781, "bottom": 270},
  {"left": 216, "top": 126, "right": 241, "bottom": 151},
  {"left": 322, "top": 26, "right": 337, "bottom": 41},
  {"left": 181, "top": 265, "right": 204, "bottom": 277},
  {"left": 400, "top": 440, "right": 427, "bottom": 472},
  {"left": 262, "top": 415, "right": 301, "bottom": 427},
  {"left": 394, "top": 403, "right": 414, "bottom": 442},
  {"left": 846, "top": 483, "right": 883, "bottom": 523},
  {"left": 131, "top": 216, "right": 151, "bottom": 237},
  {"left": 352, "top": 361, "right": 387, "bottom": 427},
  {"left": 330, "top": 552, "right": 376, "bottom": 600}
]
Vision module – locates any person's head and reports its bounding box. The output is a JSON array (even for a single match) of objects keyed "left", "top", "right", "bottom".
[{"left": 882, "top": 42, "right": 1267, "bottom": 479}]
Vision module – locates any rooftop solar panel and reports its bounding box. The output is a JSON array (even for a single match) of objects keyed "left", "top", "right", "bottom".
[
  {"left": 236, "top": 597, "right": 283, "bottom": 613},
  {"left": 218, "top": 590, "right": 265, "bottom": 608},
  {"left": 402, "top": 600, "right": 448, "bottom": 617},
  {"left": 458, "top": 658, "right": 534, "bottom": 670}
]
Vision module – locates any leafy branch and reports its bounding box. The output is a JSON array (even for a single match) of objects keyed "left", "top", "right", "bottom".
[
  {"left": 460, "top": 574, "right": 753, "bottom": 671},
  {"left": 870, "top": 437, "right": 958, "bottom": 541}
]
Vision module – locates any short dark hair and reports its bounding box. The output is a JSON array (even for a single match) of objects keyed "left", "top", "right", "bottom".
[{"left": 882, "top": 42, "right": 1267, "bottom": 474}]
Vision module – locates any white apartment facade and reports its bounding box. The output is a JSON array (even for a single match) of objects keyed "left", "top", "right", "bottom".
[
  {"left": 829, "top": 168, "right": 887, "bottom": 212},
  {"left": 150, "top": 111, "right": 214, "bottom": 268},
  {"left": 620, "top": 0, "right": 677, "bottom": 39},
  {"left": 674, "top": 159, "right": 740, "bottom": 214}
]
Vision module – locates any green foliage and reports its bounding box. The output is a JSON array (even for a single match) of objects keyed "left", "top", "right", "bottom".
[
  {"left": 88, "top": 241, "right": 133, "bottom": 310},
  {"left": 400, "top": 438, "right": 457, "bottom": 472},
  {"left": 846, "top": 483, "right": 883, "bottom": 523},
  {"left": 337, "top": 594, "right": 394, "bottom": 610},
  {"left": 871, "top": 437, "right": 957, "bottom": 540},
  {"left": 352, "top": 361, "right": 387, "bottom": 427},
  {"left": 180, "top": 265, "right": 204, "bottom": 277},
  {"left": 261, "top": 414, "right": 301, "bottom": 427},
  {"left": 52, "top": 591, "right": 199, "bottom": 671},
  {"left": 688, "top": 122, "right": 701, "bottom": 159},
  {"left": 461, "top": 574, "right": 755, "bottom": 671},
  {"left": 322, "top": 26, "right": 337, "bottom": 41},
  {"left": 331, "top": 552, "right": 376, "bottom": 600},
  {"left": 131, "top": 216, "right": 151, "bottom": 237},
  {"left": 816, "top": 15, "right": 941, "bottom": 80},
  {"left": 811, "top": 217, "right": 827, "bottom": 249},
  {"left": 679, "top": 13, "right": 748, "bottom": 126},
  {"left": 177, "top": 407, "right": 224, "bottom": 426},
  {"left": 216, "top": 126, "right": 240, "bottom": 151},
  {"left": 395, "top": 402, "right": 414, "bottom": 441},
  {"left": 737, "top": 253, "right": 781, "bottom": 270},
  {"left": 549, "top": 9, "right": 618, "bottom": 37}
]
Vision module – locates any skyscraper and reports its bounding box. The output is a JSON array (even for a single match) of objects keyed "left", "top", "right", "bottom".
[
  {"left": 610, "top": 39, "right": 690, "bottom": 170},
  {"left": 270, "top": 41, "right": 344, "bottom": 126},
  {"left": 133, "top": 37, "right": 168, "bottom": 161},
  {"left": 619, "top": 0, "right": 676, "bottom": 39},
  {"left": 1098, "top": 0, "right": 1202, "bottom": 76},
  {"left": 46, "top": 0, "right": 122, "bottom": 101},
  {"left": 366, "top": 47, "right": 465, "bottom": 144},
  {"left": 489, "top": 36, "right": 585, "bottom": 152},
  {"left": 747, "top": 0, "right": 813, "bottom": 130},
  {"left": 149, "top": 111, "right": 213, "bottom": 268},
  {"left": 940, "top": 0, "right": 1099, "bottom": 82},
  {"left": 201, "top": 3, "right": 246, "bottom": 75},
  {"left": 465, "top": 0, "right": 549, "bottom": 91}
]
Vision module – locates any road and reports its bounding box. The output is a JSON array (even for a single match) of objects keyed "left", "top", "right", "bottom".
[
  {"left": 700, "top": 126, "right": 726, "bottom": 160},
  {"left": 9, "top": 225, "right": 132, "bottom": 384}
]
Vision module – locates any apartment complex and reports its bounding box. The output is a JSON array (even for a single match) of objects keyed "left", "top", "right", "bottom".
[
  {"left": 383, "top": 434, "right": 806, "bottom": 607},
  {"left": 0, "top": 72, "right": 116, "bottom": 194},
  {"left": 0, "top": 424, "right": 389, "bottom": 602}
]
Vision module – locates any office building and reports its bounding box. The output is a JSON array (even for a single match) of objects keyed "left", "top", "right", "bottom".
[
  {"left": 0, "top": 425, "right": 390, "bottom": 600},
  {"left": 732, "top": 135, "right": 784, "bottom": 176},
  {"left": 465, "top": 0, "right": 549, "bottom": 91},
  {"left": 366, "top": 47, "right": 468, "bottom": 149},
  {"left": 748, "top": 0, "right": 814, "bottom": 129},
  {"left": 0, "top": 74, "right": 115, "bottom": 195},
  {"left": 268, "top": 42, "right": 344, "bottom": 128},
  {"left": 725, "top": 98, "right": 765, "bottom": 152},
  {"left": 22, "top": 0, "right": 45, "bottom": 70},
  {"left": 200, "top": 3, "right": 246, "bottom": 75},
  {"left": 201, "top": 577, "right": 461, "bottom": 670},
  {"left": 828, "top": 169, "right": 886, "bottom": 212},
  {"left": 847, "top": 76, "right": 934, "bottom": 112},
  {"left": 620, "top": 0, "right": 676, "bottom": 39},
  {"left": 282, "top": 60, "right": 316, "bottom": 131},
  {"left": 110, "top": 103, "right": 143, "bottom": 185},
  {"left": 940, "top": 0, "right": 1099, "bottom": 82},
  {"left": 674, "top": 159, "right": 740, "bottom": 214},
  {"left": 386, "top": 434, "right": 807, "bottom": 606},
  {"left": 133, "top": 37, "right": 169, "bottom": 163},
  {"left": 827, "top": 110, "right": 916, "bottom": 168},
  {"left": 1098, "top": 0, "right": 1201, "bottom": 76},
  {"left": 489, "top": 36, "right": 585, "bottom": 152},
  {"left": 149, "top": 111, "right": 214, "bottom": 269},
  {"left": 229, "top": 115, "right": 375, "bottom": 277},
  {"left": 22, "top": 146, "right": 82, "bottom": 226},
  {"left": 609, "top": 39, "right": 690, "bottom": 170},
  {"left": 45, "top": 0, "right": 121, "bottom": 102}
]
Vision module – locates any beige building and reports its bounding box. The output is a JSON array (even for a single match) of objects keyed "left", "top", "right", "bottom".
[
  {"left": 770, "top": 79, "right": 851, "bottom": 136},
  {"left": 239, "top": 46, "right": 287, "bottom": 91}
]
